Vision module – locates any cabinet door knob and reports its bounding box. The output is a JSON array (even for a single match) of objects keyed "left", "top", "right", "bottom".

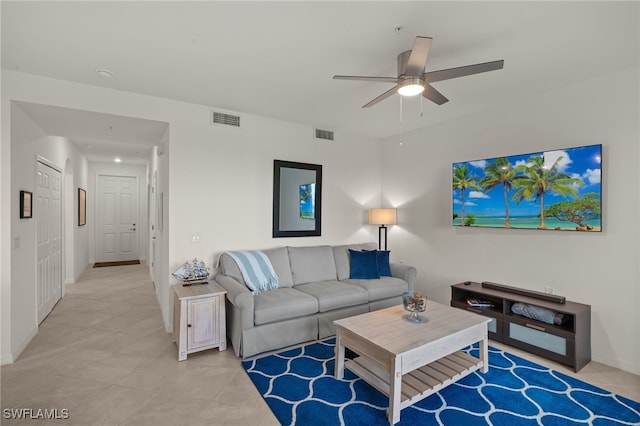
[{"left": 187, "top": 324, "right": 192, "bottom": 328}]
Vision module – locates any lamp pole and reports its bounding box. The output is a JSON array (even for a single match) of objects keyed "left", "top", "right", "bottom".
[{"left": 379, "top": 224, "right": 388, "bottom": 251}]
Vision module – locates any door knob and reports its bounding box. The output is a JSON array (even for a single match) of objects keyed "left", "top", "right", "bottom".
[{"left": 131, "top": 228, "right": 136, "bottom": 231}]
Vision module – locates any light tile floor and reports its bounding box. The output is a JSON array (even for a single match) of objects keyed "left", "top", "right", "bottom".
[
  {"left": 1, "top": 264, "right": 638, "bottom": 425},
  {"left": 1, "top": 264, "right": 279, "bottom": 426}
]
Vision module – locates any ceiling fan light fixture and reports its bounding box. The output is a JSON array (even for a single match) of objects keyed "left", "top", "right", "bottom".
[{"left": 397, "top": 78, "right": 425, "bottom": 96}]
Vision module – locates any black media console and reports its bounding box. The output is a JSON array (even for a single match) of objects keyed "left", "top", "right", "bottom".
[{"left": 451, "top": 281, "right": 591, "bottom": 372}]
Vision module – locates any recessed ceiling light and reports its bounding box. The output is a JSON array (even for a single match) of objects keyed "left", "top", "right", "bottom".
[
  {"left": 114, "top": 157, "right": 122, "bottom": 163},
  {"left": 97, "top": 69, "right": 113, "bottom": 79}
]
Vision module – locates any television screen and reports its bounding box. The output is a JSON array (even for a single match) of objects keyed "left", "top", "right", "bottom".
[{"left": 452, "top": 144, "right": 602, "bottom": 231}]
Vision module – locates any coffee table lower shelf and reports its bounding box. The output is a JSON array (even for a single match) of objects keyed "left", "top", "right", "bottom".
[{"left": 345, "top": 350, "right": 483, "bottom": 410}]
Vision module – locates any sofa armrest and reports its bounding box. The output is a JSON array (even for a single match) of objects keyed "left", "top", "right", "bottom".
[
  {"left": 215, "top": 274, "right": 255, "bottom": 328},
  {"left": 216, "top": 274, "right": 255, "bottom": 357},
  {"left": 390, "top": 263, "right": 417, "bottom": 291},
  {"left": 216, "top": 274, "right": 253, "bottom": 307}
]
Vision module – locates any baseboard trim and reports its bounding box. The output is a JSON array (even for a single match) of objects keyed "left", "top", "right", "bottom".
[
  {"left": 593, "top": 353, "right": 640, "bottom": 376},
  {"left": 1, "top": 351, "right": 14, "bottom": 365},
  {"left": 7, "top": 325, "right": 38, "bottom": 365}
]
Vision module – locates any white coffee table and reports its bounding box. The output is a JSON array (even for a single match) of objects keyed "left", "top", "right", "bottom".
[{"left": 334, "top": 301, "right": 490, "bottom": 425}]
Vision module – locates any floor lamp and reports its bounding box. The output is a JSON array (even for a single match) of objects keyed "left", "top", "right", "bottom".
[{"left": 368, "top": 208, "right": 397, "bottom": 251}]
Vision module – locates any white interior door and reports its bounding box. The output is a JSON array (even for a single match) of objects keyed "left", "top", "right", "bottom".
[
  {"left": 97, "top": 175, "right": 139, "bottom": 262},
  {"left": 37, "top": 161, "right": 62, "bottom": 323},
  {"left": 149, "top": 171, "right": 157, "bottom": 283}
]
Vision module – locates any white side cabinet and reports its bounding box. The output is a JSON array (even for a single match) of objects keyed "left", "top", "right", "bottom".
[{"left": 172, "top": 282, "right": 227, "bottom": 361}]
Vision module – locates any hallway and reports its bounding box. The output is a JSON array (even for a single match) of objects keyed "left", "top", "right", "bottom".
[{"left": 1, "top": 264, "right": 278, "bottom": 425}]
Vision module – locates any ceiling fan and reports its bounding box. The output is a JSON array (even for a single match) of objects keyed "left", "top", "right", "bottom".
[{"left": 333, "top": 36, "right": 504, "bottom": 108}]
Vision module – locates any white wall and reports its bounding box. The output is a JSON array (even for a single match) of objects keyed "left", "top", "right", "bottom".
[
  {"left": 6, "top": 102, "right": 89, "bottom": 362},
  {"left": 168, "top": 114, "right": 381, "bottom": 269},
  {"left": 382, "top": 66, "right": 640, "bottom": 374},
  {"left": 88, "top": 162, "right": 149, "bottom": 264},
  {"left": 1, "top": 71, "right": 381, "bottom": 362},
  {"left": 165, "top": 107, "right": 382, "bottom": 332}
]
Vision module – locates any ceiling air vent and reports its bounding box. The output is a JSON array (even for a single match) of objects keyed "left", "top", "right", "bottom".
[
  {"left": 212, "top": 111, "right": 240, "bottom": 127},
  {"left": 314, "top": 128, "right": 334, "bottom": 141}
]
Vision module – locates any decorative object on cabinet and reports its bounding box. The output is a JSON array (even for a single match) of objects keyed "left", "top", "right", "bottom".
[
  {"left": 78, "top": 188, "right": 86, "bottom": 226},
  {"left": 451, "top": 281, "right": 591, "bottom": 372},
  {"left": 172, "top": 258, "right": 210, "bottom": 286},
  {"left": 19, "top": 190, "right": 32, "bottom": 219},
  {"left": 172, "top": 282, "right": 227, "bottom": 361},
  {"left": 368, "top": 208, "right": 397, "bottom": 250}
]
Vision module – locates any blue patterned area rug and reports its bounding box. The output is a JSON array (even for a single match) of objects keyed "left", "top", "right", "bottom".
[{"left": 242, "top": 338, "right": 640, "bottom": 426}]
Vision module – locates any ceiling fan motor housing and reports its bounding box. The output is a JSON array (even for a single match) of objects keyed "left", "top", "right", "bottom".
[{"left": 398, "top": 50, "right": 421, "bottom": 76}]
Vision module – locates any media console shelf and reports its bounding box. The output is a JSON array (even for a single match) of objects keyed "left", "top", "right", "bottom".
[{"left": 451, "top": 281, "right": 591, "bottom": 372}]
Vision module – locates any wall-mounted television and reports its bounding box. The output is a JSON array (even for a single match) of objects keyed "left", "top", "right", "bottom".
[{"left": 452, "top": 144, "right": 602, "bottom": 231}]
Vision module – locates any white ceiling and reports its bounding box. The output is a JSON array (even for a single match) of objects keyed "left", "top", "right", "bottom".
[
  {"left": 15, "top": 102, "right": 168, "bottom": 165},
  {"left": 2, "top": 1, "right": 638, "bottom": 163}
]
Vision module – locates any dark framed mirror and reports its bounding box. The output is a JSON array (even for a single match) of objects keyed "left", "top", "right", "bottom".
[{"left": 273, "top": 160, "right": 322, "bottom": 237}]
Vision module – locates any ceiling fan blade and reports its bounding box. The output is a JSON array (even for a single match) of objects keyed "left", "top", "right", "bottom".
[
  {"left": 333, "top": 75, "right": 398, "bottom": 83},
  {"left": 404, "top": 36, "right": 433, "bottom": 76},
  {"left": 424, "top": 60, "right": 504, "bottom": 83},
  {"left": 422, "top": 84, "right": 449, "bottom": 105},
  {"left": 363, "top": 85, "right": 399, "bottom": 108}
]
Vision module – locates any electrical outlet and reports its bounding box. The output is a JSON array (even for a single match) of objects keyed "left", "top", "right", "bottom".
[
  {"left": 544, "top": 286, "right": 554, "bottom": 294},
  {"left": 191, "top": 234, "right": 200, "bottom": 243}
]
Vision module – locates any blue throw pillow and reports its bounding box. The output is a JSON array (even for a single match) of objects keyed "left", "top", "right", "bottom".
[
  {"left": 375, "top": 250, "right": 392, "bottom": 277},
  {"left": 363, "top": 249, "right": 392, "bottom": 277},
  {"left": 349, "top": 249, "right": 379, "bottom": 279}
]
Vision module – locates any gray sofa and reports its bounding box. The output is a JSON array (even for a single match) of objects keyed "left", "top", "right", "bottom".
[{"left": 215, "top": 243, "right": 417, "bottom": 358}]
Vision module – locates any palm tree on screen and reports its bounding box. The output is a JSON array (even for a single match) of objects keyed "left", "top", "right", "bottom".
[
  {"left": 453, "top": 165, "right": 480, "bottom": 226},
  {"left": 512, "top": 155, "right": 582, "bottom": 229},
  {"left": 480, "top": 157, "right": 515, "bottom": 227}
]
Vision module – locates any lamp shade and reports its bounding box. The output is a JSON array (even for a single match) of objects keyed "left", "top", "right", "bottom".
[{"left": 368, "top": 208, "right": 397, "bottom": 225}]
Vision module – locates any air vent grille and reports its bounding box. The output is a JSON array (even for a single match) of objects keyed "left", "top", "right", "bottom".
[
  {"left": 212, "top": 111, "right": 240, "bottom": 127},
  {"left": 315, "top": 128, "right": 334, "bottom": 141}
]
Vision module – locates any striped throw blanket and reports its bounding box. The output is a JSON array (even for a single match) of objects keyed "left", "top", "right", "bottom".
[{"left": 225, "top": 250, "right": 279, "bottom": 294}]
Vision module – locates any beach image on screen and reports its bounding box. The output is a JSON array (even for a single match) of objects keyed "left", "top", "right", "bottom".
[{"left": 452, "top": 144, "right": 602, "bottom": 231}]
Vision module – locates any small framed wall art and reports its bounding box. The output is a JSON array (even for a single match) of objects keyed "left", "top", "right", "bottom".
[
  {"left": 20, "top": 190, "right": 32, "bottom": 219},
  {"left": 78, "top": 188, "right": 86, "bottom": 226}
]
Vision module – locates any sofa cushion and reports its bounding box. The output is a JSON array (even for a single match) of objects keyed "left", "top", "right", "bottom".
[
  {"left": 218, "top": 247, "right": 293, "bottom": 289},
  {"left": 288, "top": 246, "right": 337, "bottom": 285},
  {"left": 348, "top": 249, "right": 379, "bottom": 279},
  {"left": 254, "top": 288, "right": 318, "bottom": 325},
  {"left": 344, "top": 277, "right": 409, "bottom": 301},
  {"left": 262, "top": 247, "right": 294, "bottom": 288},
  {"left": 295, "top": 281, "right": 368, "bottom": 312},
  {"left": 333, "top": 242, "right": 377, "bottom": 280}
]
